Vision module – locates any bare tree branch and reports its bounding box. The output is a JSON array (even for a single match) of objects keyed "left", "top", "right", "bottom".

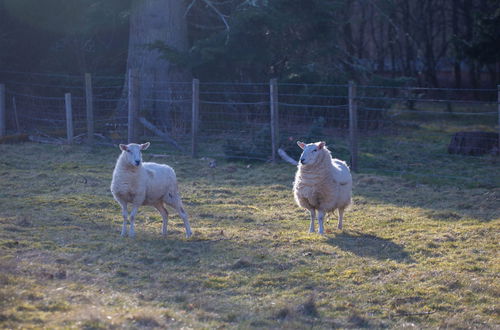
[
  {"left": 201, "top": 0, "right": 230, "bottom": 36},
  {"left": 184, "top": 0, "right": 198, "bottom": 17},
  {"left": 366, "top": 0, "right": 424, "bottom": 63},
  {"left": 188, "top": 22, "right": 226, "bottom": 30}
]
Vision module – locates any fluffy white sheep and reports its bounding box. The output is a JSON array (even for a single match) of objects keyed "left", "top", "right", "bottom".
[
  {"left": 293, "top": 141, "right": 352, "bottom": 233},
  {"left": 110, "top": 142, "right": 192, "bottom": 238}
]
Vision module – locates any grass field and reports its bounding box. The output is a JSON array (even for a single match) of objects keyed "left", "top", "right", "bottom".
[{"left": 0, "top": 141, "right": 498, "bottom": 329}]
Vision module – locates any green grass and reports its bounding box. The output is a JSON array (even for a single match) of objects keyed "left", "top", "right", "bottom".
[
  {"left": 0, "top": 142, "right": 498, "bottom": 329},
  {"left": 357, "top": 103, "right": 499, "bottom": 189}
]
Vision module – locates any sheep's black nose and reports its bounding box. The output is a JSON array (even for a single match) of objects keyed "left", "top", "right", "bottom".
[
  {"left": 300, "top": 158, "right": 305, "bottom": 164},
  {"left": 135, "top": 160, "right": 140, "bottom": 166}
]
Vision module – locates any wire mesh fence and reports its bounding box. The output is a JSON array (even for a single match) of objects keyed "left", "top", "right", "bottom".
[
  {"left": 0, "top": 70, "right": 498, "bottom": 187},
  {"left": 351, "top": 84, "right": 499, "bottom": 187},
  {"left": 198, "top": 81, "right": 270, "bottom": 161},
  {"left": 0, "top": 71, "right": 125, "bottom": 144}
]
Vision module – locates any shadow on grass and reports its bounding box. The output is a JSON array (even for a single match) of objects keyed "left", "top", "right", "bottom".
[{"left": 326, "top": 231, "right": 415, "bottom": 263}]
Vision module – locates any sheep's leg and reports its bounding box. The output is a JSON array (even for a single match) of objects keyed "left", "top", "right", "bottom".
[
  {"left": 129, "top": 206, "right": 139, "bottom": 238},
  {"left": 155, "top": 204, "right": 169, "bottom": 236},
  {"left": 338, "top": 208, "right": 344, "bottom": 230},
  {"left": 318, "top": 210, "right": 326, "bottom": 235},
  {"left": 177, "top": 205, "right": 192, "bottom": 238},
  {"left": 308, "top": 209, "right": 316, "bottom": 233},
  {"left": 119, "top": 201, "right": 128, "bottom": 237}
]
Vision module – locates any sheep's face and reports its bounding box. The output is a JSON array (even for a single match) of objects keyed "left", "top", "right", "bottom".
[
  {"left": 119, "top": 142, "right": 150, "bottom": 167},
  {"left": 297, "top": 141, "right": 325, "bottom": 166}
]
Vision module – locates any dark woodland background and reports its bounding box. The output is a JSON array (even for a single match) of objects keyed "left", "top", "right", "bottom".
[{"left": 0, "top": 0, "right": 499, "bottom": 88}]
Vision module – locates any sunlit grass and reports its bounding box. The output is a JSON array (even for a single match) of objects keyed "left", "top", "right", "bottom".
[{"left": 0, "top": 142, "right": 498, "bottom": 328}]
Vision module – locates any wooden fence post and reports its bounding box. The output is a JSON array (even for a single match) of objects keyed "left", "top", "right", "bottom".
[
  {"left": 348, "top": 81, "right": 358, "bottom": 172},
  {"left": 0, "top": 84, "right": 5, "bottom": 137},
  {"left": 65, "top": 93, "right": 74, "bottom": 144},
  {"left": 191, "top": 78, "right": 200, "bottom": 158},
  {"left": 270, "top": 78, "right": 279, "bottom": 162},
  {"left": 128, "top": 69, "right": 139, "bottom": 143},
  {"left": 85, "top": 73, "right": 94, "bottom": 144},
  {"left": 12, "top": 96, "right": 20, "bottom": 133}
]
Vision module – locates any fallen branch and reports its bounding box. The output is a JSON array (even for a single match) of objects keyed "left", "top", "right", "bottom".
[
  {"left": 73, "top": 133, "right": 114, "bottom": 145},
  {"left": 148, "top": 154, "right": 170, "bottom": 158},
  {"left": 278, "top": 148, "right": 298, "bottom": 166},
  {"left": 29, "top": 135, "right": 65, "bottom": 145},
  {"left": 138, "top": 117, "right": 183, "bottom": 152},
  {"left": 94, "top": 141, "right": 115, "bottom": 147},
  {"left": 94, "top": 133, "right": 108, "bottom": 140},
  {"left": 0, "top": 134, "right": 29, "bottom": 144},
  {"left": 73, "top": 133, "right": 87, "bottom": 140}
]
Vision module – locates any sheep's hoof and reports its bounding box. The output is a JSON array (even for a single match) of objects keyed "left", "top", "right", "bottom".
[
  {"left": 185, "top": 231, "right": 193, "bottom": 239},
  {"left": 337, "top": 225, "right": 343, "bottom": 230}
]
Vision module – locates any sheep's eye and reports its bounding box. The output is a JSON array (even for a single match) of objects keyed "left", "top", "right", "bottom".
[
  {"left": 126, "top": 150, "right": 131, "bottom": 153},
  {"left": 313, "top": 149, "right": 317, "bottom": 152}
]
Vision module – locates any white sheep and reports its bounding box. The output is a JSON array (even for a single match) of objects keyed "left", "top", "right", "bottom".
[
  {"left": 110, "top": 142, "right": 192, "bottom": 238},
  {"left": 293, "top": 141, "right": 352, "bottom": 233}
]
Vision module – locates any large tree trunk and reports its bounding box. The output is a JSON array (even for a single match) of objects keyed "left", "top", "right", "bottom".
[{"left": 122, "top": 0, "right": 191, "bottom": 131}]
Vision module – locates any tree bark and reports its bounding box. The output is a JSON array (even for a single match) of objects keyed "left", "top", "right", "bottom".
[
  {"left": 463, "top": 0, "right": 478, "bottom": 89},
  {"left": 452, "top": 0, "right": 462, "bottom": 88},
  {"left": 342, "top": 1, "right": 355, "bottom": 77},
  {"left": 122, "top": 0, "right": 191, "bottom": 131},
  {"left": 421, "top": 0, "right": 439, "bottom": 87},
  {"left": 402, "top": 0, "right": 414, "bottom": 77},
  {"left": 356, "top": 1, "right": 367, "bottom": 60}
]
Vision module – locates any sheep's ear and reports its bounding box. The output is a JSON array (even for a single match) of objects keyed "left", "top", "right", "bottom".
[
  {"left": 140, "top": 142, "right": 150, "bottom": 150},
  {"left": 119, "top": 144, "right": 128, "bottom": 151},
  {"left": 318, "top": 141, "right": 325, "bottom": 149},
  {"left": 297, "top": 141, "right": 306, "bottom": 150}
]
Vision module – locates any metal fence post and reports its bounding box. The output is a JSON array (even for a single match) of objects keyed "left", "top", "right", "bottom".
[
  {"left": 348, "top": 81, "right": 358, "bottom": 172},
  {"left": 191, "top": 78, "right": 200, "bottom": 158},
  {"left": 65, "top": 93, "right": 73, "bottom": 144},
  {"left": 128, "top": 69, "right": 139, "bottom": 143},
  {"left": 270, "top": 78, "right": 279, "bottom": 162},
  {"left": 85, "top": 73, "right": 94, "bottom": 144},
  {"left": 0, "top": 84, "right": 5, "bottom": 137}
]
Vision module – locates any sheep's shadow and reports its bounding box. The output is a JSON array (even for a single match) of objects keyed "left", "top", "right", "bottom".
[{"left": 326, "top": 230, "right": 415, "bottom": 263}]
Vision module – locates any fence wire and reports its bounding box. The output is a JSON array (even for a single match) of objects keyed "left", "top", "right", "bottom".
[{"left": 0, "top": 71, "right": 498, "bottom": 187}]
